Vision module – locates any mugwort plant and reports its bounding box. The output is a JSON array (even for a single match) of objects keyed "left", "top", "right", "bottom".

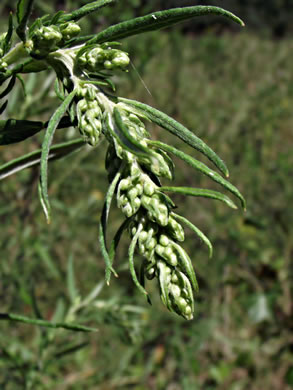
[{"left": 0, "top": 1, "right": 245, "bottom": 321}]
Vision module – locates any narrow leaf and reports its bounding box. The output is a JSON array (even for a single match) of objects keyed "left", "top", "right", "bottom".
[
  {"left": 149, "top": 140, "right": 246, "bottom": 209},
  {"left": 119, "top": 98, "right": 228, "bottom": 177},
  {"left": 61, "top": 0, "right": 116, "bottom": 23},
  {"left": 0, "top": 138, "right": 84, "bottom": 180},
  {"left": 0, "top": 101, "right": 8, "bottom": 115},
  {"left": 39, "top": 90, "right": 76, "bottom": 223},
  {"left": 16, "top": 0, "right": 35, "bottom": 41},
  {"left": 108, "top": 218, "right": 132, "bottom": 267},
  {"left": 99, "top": 170, "right": 121, "bottom": 284},
  {"left": 3, "top": 13, "right": 14, "bottom": 54},
  {"left": 89, "top": 6, "right": 244, "bottom": 44},
  {"left": 172, "top": 242, "right": 199, "bottom": 292},
  {"left": 0, "top": 75, "right": 16, "bottom": 99},
  {"left": 129, "top": 224, "right": 148, "bottom": 296},
  {"left": 160, "top": 187, "right": 238, "bottom": 209},
  {"left": 172, "top": 212, "right": 213, "bottom": 258},
  {"left": 67, "top": 255, "right": 78, "bottom": 303},
  {"left": 0, "top": 118, "right": 43, "bottom": 144},
  {"left": 0, "top": 312, "right": 97, "bottom": 332}
]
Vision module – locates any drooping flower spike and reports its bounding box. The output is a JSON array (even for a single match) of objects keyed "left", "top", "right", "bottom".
[{"left": 0, "top": 3, "right": 245, "bottom": 320}]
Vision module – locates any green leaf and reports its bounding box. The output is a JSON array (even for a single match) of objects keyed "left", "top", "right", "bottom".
[
  {"left": 67, "top": 255, "right": 78, "bottom": 303},
  {"left": 16, "top": 0, "right": 35, "bottom": 42},
  {"left": 118, "top": 98, "right": 229, "bottom": 177},
  {"left": 159, "top": 187, "right": 238, "bottom": 209},
  {"left": 99, "top": 170, "right": 121, "bottom": 284},
  {"left": 108, "top": 218, "right": 132, "bottom": 269},
  {"left": 128, "top": 224, "right": 148, "bottom": 296},
  {"left": 0, "top": 101, "right": 8, "bottom": 115},
  {"left": 2, "top": 13, "right": 14, "bottom": 55},
  {"left": 0, "top": 75, "right": 16, "bottom": 99},
  {"left": 0, "top": 138, "right": 83, "bottom": 178},
  {"left": 172, "top": 242, "right": 198, "bottom": 292},
  {"left": 112, "top": 108, "right": 149, "bottom": 157},
  {"left": 149, "top": 140, "right": 246, "bottom": 210},
  {"left": 61, "top": 0, "right": 117, "bottom": 23},
  {"left": 89, "top": 6, "right": 244, "bottom": 44},
  {"left": 0, "top": 312, "right": 97, "bottom": 332},
  {"left": 39, "top": 90, "right": 76, "bottom": 223},
  {"left": 171, "top": 212, "right": 213, "bottom": 258},
  {"left": 0, "top": 138, "right": 84, "bottom": 181},
  {"left": 0, "top": 115, "right": 72, "bottom": 146},
  {"left": 0, "top": 118, "right": 43, "bottom": 145}
]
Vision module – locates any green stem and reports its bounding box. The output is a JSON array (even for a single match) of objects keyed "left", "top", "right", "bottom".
[
  {"left": 2, "top": 42, "right": 31, "bottom": 66},
  {"left": 0, "top": 312, "right": 98, "bottom": 332}
]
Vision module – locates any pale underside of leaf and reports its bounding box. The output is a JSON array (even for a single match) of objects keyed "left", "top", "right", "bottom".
[
  {"left": 39, "top": 90, "right": 76, "bottom": 223},
  {"left": 118, "top": 98, "right": 229, "bottom": 177},
  {"left": 148, "top": 140, "right": 246, "bottom": 210}
]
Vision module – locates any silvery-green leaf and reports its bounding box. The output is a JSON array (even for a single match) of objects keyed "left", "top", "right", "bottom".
[
  {"left": 160, "top": 187, "right": 238, "bottom": 209},
  {"left": 119, "top": 98, "right": 229, "bottom": 177},
  {"left": 89, "top": 6, "right": 244, "bottom": 44},
  {"left": 60, "top": 0, "right": 116, "bottom": 23},
  {"left": 0, "top": 138, "right": 84, "bottom": 180},
  {"left": 16, "top": 0, "right": 35, "bottom": 41},
  {"left": 99, "top": 170, "right": 121, "bottom": 284},
  {"left": 149, "top": 140, "right": 246, "bottom": 210},
  {"left": 172, "top": 212, "right": 213, "bottom": 258},
  {"left": 39, "top": 90, "right": 76, "bottom": 223}
]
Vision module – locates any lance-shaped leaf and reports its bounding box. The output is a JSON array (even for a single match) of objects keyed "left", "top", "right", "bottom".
[
  {"left": 128, "top": 224, "right": 148, "bottom": 296},
  {"left": 89, "top": 6, "right": 244, "bottom": 44},
  {"left": 157, "top": 260, "right": 173, "bottom": 312},
  {"left": 16, "top": 0, "right": 35, "bottom": 41},
  {"left": 148, "top": 140, "right": 246, "bottom": 210},
  {"left": 172, "top": 242, "right": 199, "bottom": 292},
  {"left": 0, "top": 138, "right": 84, "bottom": 180},
  {"left": 0, "top": 116, "right": 73, "bottom": 145},
  {"left": 0, "top": 312, "right": 97, "bottom": 332},
  {"left": 171, "top": 212, "right": 213, "bottom": 258},
  {"left": 105, "top": 111, "right": 147, "bottom": 158},
  {"left": 0, "top": 76, "right": 16, "bottom": 100},
  {"left": 109, "top": 218, "right": 132, "bottom": 266},
  {"left": 118, "top": 98, "right": 228, "bottom": 177},
  {"left": 60, "top": 0, "right": 117, "bottom": 23},
  {"left": 99, "top": 170, "right": 121, "bottom": 284},
  {"left": 2, "top": 13, "right": 14, "bottom": 55},
  {"left": 159, "top": 187, "right": 238, "bottom": 209},
  {"left": 39, "top": 90, "right": 76, "bottom": 223}
]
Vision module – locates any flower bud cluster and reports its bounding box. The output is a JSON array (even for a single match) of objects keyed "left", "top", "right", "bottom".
[
  {"left": 157, "top": 259, "right": 194, "bottom": 320},
  {"left": 77, "top": 44, "right": 130, "bottom": 73},
  {"left": 75, "top": 85, "right": 103, "bottom": 146},
  {"left": 109, "top": 108, "right": 173, "bottom": 180},
  {"left": 128, "top": 211, "right": 194, "bottom": 320},
  {"left": 117, "top": 162, "right": 170, "bottom": 225},
  {"left": 111, "top": 151, "right": 195, "bottom": 319},
  {"left": 31, "top": 23, "right": 80, "bottom": 58}
]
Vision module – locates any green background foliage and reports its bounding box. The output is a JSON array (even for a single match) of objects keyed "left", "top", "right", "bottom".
[{"left": 0, "top": 1, "right": 293, "bottom": 389}]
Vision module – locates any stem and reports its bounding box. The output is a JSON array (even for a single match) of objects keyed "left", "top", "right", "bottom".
[{"left": 2, "top": 42, "right": 32, "bottom": 66}]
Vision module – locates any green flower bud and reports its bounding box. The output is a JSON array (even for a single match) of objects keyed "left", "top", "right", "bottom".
[
  {"left": 31, "top": 26, "right": 63, "bottom": 57},
  {"left": 128, "top": 187, "right": 138, "bottom": 201},
  {"left": 122, "top": 203, "right": 133, "bottom": 217},
  {"left": 139, "top": 231, "right": 148, "bottom": 242},
  {"left": 143, "top": 182, "right": 155, "bottom": 196},
  {"left": 167, "top": 217, "right": 185, "bottom": 242},
  {"left": 119, "top": 178, "right": 131, "bottom": 191},
  {"left": 59, "top": 22, "right": 81, "bottom": 40},
  {"left": 146, "top": 266, "right": 156, "bottom": 280},
  {"left": 112, "top": 52, "right": 130, "bottom": 68},
  {"left": 159, "top": 234, "right": 169, "bottom": 247}
]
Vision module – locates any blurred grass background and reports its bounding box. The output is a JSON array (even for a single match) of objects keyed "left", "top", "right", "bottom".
[{"left": 0, "top": 1, "right": 293, "bottom": 389}]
